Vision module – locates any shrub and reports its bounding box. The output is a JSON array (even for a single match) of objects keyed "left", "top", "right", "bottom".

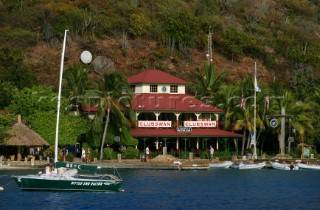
[
  {"left": 122, "top": 147, "right": 139, "bottom": 159},
  {"left": 128, "top": 13, "right": 152, "bottom": 37},
  {"left": 66, "top": 153, "right": 74, "bottom": 162},
  {"left": 90, "top": 149, "right": 98, "bottom": 161},
  {"left": 200, "top": 150, "right": 209, "bottom": 159},
  {"left": 103, "top": 147, "right": 117, "bottom": 160}
]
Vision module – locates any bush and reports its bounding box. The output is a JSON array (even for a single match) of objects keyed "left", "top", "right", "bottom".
[
  {"left": 289, "top": 147, "right": 301, "bottom": 158},
  {"left": 90, "top": 149, "right": 98, "bottom": 161},
  {"left": 200, "top": 150, "right": 209, "bottom": 159},
  {"left": 122, "top": 147, "right": 139, "bottom": 159},
  {"left": 66, "top": 153, "right": 74, "bottom": 162},
  {"left": 103, "top": 147, "right": 117, "bottom": 160}
]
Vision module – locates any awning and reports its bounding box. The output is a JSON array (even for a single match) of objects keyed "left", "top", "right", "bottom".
[{"left": 131, "top": 128, "right": 243, "bottom": 138}]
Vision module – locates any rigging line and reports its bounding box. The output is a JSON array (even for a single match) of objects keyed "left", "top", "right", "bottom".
[{"left": 2, "top": 180, "right": 14, "bottom": 187}]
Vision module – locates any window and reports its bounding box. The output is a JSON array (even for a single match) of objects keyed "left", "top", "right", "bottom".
[
  {"left": 170, "top": 85, "right": 178, "bottom": 93},
  {"left": 130, "top": 85, "right": 135, "bottom": 93},
  {"left": 150, "top": 85, "right": 158, "bottom": 93}
]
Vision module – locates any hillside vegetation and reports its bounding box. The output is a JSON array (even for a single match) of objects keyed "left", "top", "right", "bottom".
[{"left": 0, "top": 0, "right": 319, "bottom": 89}]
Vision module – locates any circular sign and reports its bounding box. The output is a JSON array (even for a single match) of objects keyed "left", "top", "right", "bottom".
[
  {"left": 270, "top": 119, "right": 278, "bottom": 128},
  {"left": 80, "top": 50, "right": 93, "bottom": 64},
  {"left": 114, "top": 136, "right": 120, "bottom": 142}
]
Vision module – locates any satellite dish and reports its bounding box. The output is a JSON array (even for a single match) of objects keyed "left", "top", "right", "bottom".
[{"left": 80, "top": 50, "right": 92, "bottom": 64}]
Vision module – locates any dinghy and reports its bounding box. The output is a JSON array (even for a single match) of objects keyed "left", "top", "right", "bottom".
[
  {"left": 209, "top": 161, "right": 233, "bottom": 169},
  {"left": 270, "top": 161, "right": 299, "bottom": 170},
  {"left": 238, "top": 162, "right": 266, "bottom": 170},
  {"left": 296, "top": 162, "right": 320, "bottom": 170}
]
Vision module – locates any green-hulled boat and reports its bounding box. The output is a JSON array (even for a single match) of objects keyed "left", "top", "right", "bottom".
[
  {"left": 13, "top": 162, "right": 123, "bottom": 192},
  {"left": 13, "top": 30, "right": 123, "bottom": 192}
]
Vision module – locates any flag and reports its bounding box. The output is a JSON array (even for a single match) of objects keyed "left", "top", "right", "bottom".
[
  {"left": 265, "top": 96, "right": 269, "bottom": 110},
  {"left": 251, "top": 132, "right": 255, "bottom": 145},
  {"left": 254, "top": 63, "right": 261, "bottom": 92},
  {"left": 240, "top": 95, "right": 245, "bottom": 109}
]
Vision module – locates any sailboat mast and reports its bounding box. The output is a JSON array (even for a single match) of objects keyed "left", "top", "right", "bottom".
[
  {"left": 253, "top": 62, "right": 257, "bottom": 159},
  {"left": 54, "top": 30, "right": 68, "bottom": 164}
]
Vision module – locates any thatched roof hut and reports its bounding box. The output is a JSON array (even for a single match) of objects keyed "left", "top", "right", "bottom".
[
  {"left": 2, "top": 115, "right": 49, "bottom": 161},
  {"left": 5, "top": 122, "right": 49, "bottom": 147}
]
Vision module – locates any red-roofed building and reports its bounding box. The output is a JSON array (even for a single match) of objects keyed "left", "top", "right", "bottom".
[{"left": 129, "top": 69, "right": 242, "bottom": 157}]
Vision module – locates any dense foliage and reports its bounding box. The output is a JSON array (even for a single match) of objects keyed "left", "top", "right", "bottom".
[
  {"left": 0, "top": 0, "right": 320, "bottom": 158},
  {"left": 0, "top": 113, "right": 16, "bottom": 144},
  {"left": 27, "top": 111, "right": 89, "bottom": 145},
  {"left": 0, "top": 1, "right": 319, "bottom": 71},
  {"left": 8, "top": 86, "right": 68, "bottom": 116}
]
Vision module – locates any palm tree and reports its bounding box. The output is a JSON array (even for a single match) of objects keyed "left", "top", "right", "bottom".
[
  {"left": 193, "top": 63, "right": 227, "bottom": 102},
  {"left": 215, "top": 85, "right": 241, "bottom": 154},
  {"left": 233, "top": 76, "right": 265, "bottom": 155},
  {"left": 216, "top": 85, "right": 240, "bottom": 129},
  {"left": 268, "top": 91, "right": 313, "bottom": 156},
  {"left": 63, "top": 63, "right": 92, "bottom": 111},
  {"left": 234, "top": 104, "right": 264, "bottom": 155},
  {"left": 85, "top": 72, "right": 133, "bottom": 160},
  {"left": 306, "top": 87, "right": 320, "bottom": 151}
]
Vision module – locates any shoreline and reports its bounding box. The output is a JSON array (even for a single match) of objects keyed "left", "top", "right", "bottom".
[{"left": 1, "top": 156, "right": 319, "bottom": 170}]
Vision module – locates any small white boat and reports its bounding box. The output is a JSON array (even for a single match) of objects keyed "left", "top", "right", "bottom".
[
  {"left": 270, "top": 161, "right": 299, "bottom": 170},
  {"left": 209, "top": 161, "right": 233, "bottom": 169},
  {"left": 182, "top": 164, "right": 209, "bottom": 170},
  {"left": 239, "top": 162, "right": 266, "bottom": 170},
  {"left": 296, "top": 162, "right": 320, "bottom": 170}
]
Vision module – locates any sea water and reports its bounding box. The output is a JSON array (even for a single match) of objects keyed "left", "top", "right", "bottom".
[{"left": 0, "top": 169, "right": 319, "bottom": 210}]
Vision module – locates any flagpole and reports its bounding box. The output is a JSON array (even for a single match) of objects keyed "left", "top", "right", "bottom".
[{"left": 253, "top": 62, "right": 257, "bottom": 159}]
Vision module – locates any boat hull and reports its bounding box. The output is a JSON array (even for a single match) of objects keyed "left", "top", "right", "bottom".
[
  {"left": 296, "top": 163, "right": 320, "bottom": 170},
  {"left": 270, "top": 162, "right": 299, "bottom": 170},
  {"left": 13, "top": 175, "right": 123, "bottom": 192},
  {"left": 209, "top": 161, "right": 233, "bottom": 169},
  {"left": 239, "top": 162, "right": 266, "bottom": 170}
]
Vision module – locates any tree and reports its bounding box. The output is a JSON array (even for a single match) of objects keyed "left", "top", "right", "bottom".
[
  {"left": 306, "top": 87, "right": 320, "bottom": 151},
  {"left": 0, "top": 49, "right": 37, "bottom": 89},
  {"left": 234, "top": 104, "right": 264, "bottom": 155},
  {"left": 193, "top": 63, "right": 227, "bottom": 102},
  {"left": 0, "top": 81, "right": 18, "bottom": 109},
  {"left": 0, "top": 113, "right": 16, "bottom": 144},
  {"left": 267, "top": 91, "right": 313, "bottom": 156},
  {"left": 63, "top": 63, "right": 92, "bottom": 111},
  {"left": 8, "top": 86, "right": 67, "bottom": 117},
  {"left": 233, "top": 76, "right": 265, "bottom": 155},
  {"left": 290, "top": 63, "right": 315, "bottom": 101},
  {"left": 163, "top": 11, "right": 199, "bottom": 50},
  {"left": 223, "top": 28, "right": 256, "bottom": 61},
  {"left": 128, "top": 12, "right": 152, "bottom": 37},
  {"left": 215, "top": 84, "right": 240, "bottom": 130},
  {"left": 84, "top": 72, "right": 135, "bottom": 160},
  {"left": 215, "top": 84, "right": 241, "bottom": 154},
  {"left": 27, "top": 111, "right": 89, "bottom": 146}
]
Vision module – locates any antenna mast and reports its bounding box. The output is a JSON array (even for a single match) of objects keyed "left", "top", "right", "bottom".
[{"left": 206, "top": 26, "right": 213, "bottom": 64}]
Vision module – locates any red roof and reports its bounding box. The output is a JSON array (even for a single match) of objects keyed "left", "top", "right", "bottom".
[
  {"left": 131, "top": 128, "right": 243, "bottom": 138},
  {"left": 128, "top": 69, "right": 189, "bottom": 84},
  {"left": 132, "top": 93, "right": 223, "bottom": 113}
]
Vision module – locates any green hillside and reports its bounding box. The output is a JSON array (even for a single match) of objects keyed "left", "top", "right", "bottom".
[
  {"left": 1, "top": 0, "right": 320, "bottom": 157},
  {"left": 0, "top": 0, "right": 319, "bottom": 87}
]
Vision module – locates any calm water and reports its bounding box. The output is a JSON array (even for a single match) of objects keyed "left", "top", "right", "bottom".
[{"left": 0, "top": 168, "right": 319, "bottom": 210}]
